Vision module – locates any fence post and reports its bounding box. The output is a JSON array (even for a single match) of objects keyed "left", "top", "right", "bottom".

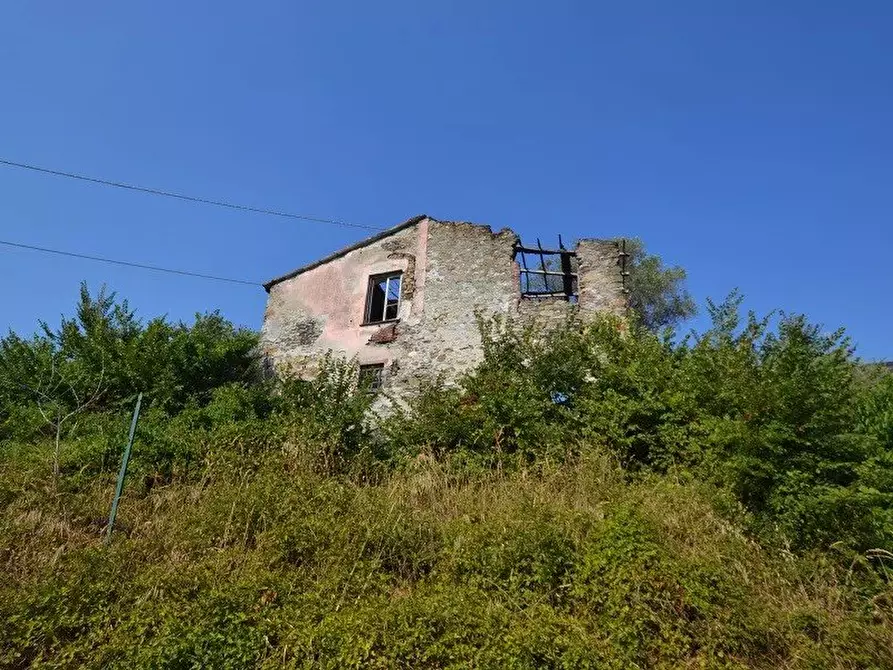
[{"left": 105, "top": 393, "right": 142, "bottom": 545}]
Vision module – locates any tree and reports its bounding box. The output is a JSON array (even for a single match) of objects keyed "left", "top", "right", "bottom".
[
  {"left": 0, "top": 333, "right": 104, "bottom": 479},
  {"left": 622, "top": 238, "right": 696, "bottom": 331}
]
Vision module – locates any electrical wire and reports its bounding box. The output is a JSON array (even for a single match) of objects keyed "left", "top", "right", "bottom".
[
  {"left": 0, "top": 239, "right": 260, "bottom": 287},
  {"left": 0, "top": 158, "right": 385, "bottom": 231}
]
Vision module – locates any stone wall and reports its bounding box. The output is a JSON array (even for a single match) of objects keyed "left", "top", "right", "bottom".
[
  {"left": 575, "top": 239, "right": 628, "bottom": 314},
  {"left": 393, "top": 221, "right": 520, "bottom": 390},
  {"left": 260, "top": 217, "right": 627, "bottom": 402}
]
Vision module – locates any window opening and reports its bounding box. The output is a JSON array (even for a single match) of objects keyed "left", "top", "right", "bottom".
[
  {"left": 358, "top": 363, "right": 385, "bottom": 393},
  {"left": 365, "top": 272, "right": 402, "bottom": 324},
  {"left": 515, "top": 237, "right": 578, "bottom": 302}
]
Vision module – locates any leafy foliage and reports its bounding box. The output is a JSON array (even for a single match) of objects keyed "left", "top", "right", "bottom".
[
  {"left": 623, "top": 237, "right": 697, "bottom": 330},
  {"left": 387, "top": 293, "right": 893, "bottom": 552},
  {"left": 0, "top": 282, "right": 259, "bottom": 437}
]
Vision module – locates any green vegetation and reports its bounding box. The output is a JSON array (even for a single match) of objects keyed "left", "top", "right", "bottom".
[
  {"left": 623, "top": 237, "right": 696, "bottom": 331},
  {"left": 1, "top": 284, "right": 892, "bottom": 668}
]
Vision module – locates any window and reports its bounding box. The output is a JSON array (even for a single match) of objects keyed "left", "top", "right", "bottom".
[
  {"left": 515, "top": 245, "right": 578, "bottom": 302},
  {"left": 358, "top": 363, "right": 385, "bottom": 393},
  {"left": 364, "top": 272, "right": 402, "bottom": 324}
]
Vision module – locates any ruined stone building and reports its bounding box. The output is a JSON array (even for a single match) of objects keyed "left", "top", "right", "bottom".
[{"left": 261, "top": 215, "right": 627, "bottom": 398}]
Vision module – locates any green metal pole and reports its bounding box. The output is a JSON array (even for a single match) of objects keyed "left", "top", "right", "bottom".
[{"left": 106, "top": 393, "right": 142, "bottom": 545}]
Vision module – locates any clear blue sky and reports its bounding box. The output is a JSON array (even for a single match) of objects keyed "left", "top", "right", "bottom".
[{"left": 1, "top": 2, "right": 890, "bottom": 359}]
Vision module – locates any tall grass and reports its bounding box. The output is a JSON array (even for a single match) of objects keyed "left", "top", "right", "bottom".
[{"left": 2, "top": 441, "right": 890, "bottom": 669}]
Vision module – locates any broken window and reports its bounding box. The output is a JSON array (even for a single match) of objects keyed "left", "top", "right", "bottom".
[
  {"left": 358, "top": 363, "right": 385, "bottom": 393},
  {"left": 515, "top": 241, "right": 578, "bottom": 302},
  {"left": 364, "top": 272, "right": 402, "bottom": 324}
]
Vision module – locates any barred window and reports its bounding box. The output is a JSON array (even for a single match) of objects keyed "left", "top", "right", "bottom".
[
  {"left": 358, "top": 363, "right": 385, "bottom": 393},
  {"left": 515, "top": 244, "right": 578, "bottom": 302}
]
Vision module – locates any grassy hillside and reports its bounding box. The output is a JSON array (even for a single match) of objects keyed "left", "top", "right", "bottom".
[
  {"left": 2, "top": 443, "right": 891, "bottom": 669},
  {"left": 1, "top": 285, "right": 892, "bottom": 668}
]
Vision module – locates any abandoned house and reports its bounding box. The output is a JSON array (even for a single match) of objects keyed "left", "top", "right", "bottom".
[{"left": 260, "top": 215, "right": 628, "bottom": 399}]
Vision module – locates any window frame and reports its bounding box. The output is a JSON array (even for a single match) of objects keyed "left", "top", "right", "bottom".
[
  {"left": 514, "top": 246, "right": 578, "bottom": 302},
  {"left": 358, "top": 363, "right": 385, "bottom": 393},
  {"left": 362, "top": 271, "right": 403, "bottom": 325}
]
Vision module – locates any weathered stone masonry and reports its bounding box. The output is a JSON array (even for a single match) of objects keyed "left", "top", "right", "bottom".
[{"left": 261, "top": 215, "right": 627, "bottom": 399}]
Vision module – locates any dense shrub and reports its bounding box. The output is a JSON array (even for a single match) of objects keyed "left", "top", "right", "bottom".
[
  {"left": 1, "top": 285, "right": 375, "bottom": 484},
  {"left": 0, "top": 283, "right": 260, "bottom": 443},
  {"left": 386, "top": 293, "right": 893, "bottom": 552},
  {"left": 2, "top": 282, "right": 893, "bottom": 667}
]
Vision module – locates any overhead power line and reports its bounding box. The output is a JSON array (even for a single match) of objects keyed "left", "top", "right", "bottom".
[
  {"left": 0, "top": 239, "right": 260, "bottom": 287},
  {"left": 0, "top": 158, "right": 384, "bottom": 232}
]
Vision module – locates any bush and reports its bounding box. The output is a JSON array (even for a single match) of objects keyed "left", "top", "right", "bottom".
[
  {"left": 0, "top": 283, "right": 261, "bottom": 444},
  {"left": 383, "top": 294, "right": 893, "bottom": 553}
]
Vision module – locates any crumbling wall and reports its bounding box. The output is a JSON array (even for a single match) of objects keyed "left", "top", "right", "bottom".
[
  {"left": 575, "top": 239, "right": 628, "bottom": 315},
  {"left": 394, "top": 221, "right": 520, "bottom": 390},
  {"left": 514, "top": 239, "right": 627, "bottom": 325},
  {"left": 260, "top": 218, "right": 627, "bottom": 402}
]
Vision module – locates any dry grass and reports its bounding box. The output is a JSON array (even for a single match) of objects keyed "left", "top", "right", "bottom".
[{"left": 1, "top": 442, "right": 891, "bottom": 669}]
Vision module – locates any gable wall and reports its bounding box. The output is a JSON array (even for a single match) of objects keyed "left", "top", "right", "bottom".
[{"left": 261, "top": 222, "right": 424, "bottom": 378}]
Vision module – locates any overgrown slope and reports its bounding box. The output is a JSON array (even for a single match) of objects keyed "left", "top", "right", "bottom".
[
  {"left": 1, "top": 285, "right": 892, "bottom": 668},
  {"left": 2, "top": 444, "right": 891, "bottom": 669}
]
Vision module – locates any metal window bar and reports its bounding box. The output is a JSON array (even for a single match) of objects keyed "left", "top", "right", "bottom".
[
  {"left": 618, "top": 238, "right": 631, "bottom": 294},
  {"left": 515, "top": 242, "right": 578, "bottom": 301},
  {"left": 359, "top": 364, "right": 385, "bottom": 393}
]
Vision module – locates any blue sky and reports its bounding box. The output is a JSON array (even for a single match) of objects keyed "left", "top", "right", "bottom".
[{"left": 1, "top": 2, "right": 890, "bottom": 359}]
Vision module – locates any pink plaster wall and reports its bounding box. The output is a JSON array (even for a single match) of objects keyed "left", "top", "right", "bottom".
[
  {"left": 263, "top": 225, "right": 420, "bottom": 368},
  {"left": 413, "top": 218, "right": 428, "bottom": 316}
]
